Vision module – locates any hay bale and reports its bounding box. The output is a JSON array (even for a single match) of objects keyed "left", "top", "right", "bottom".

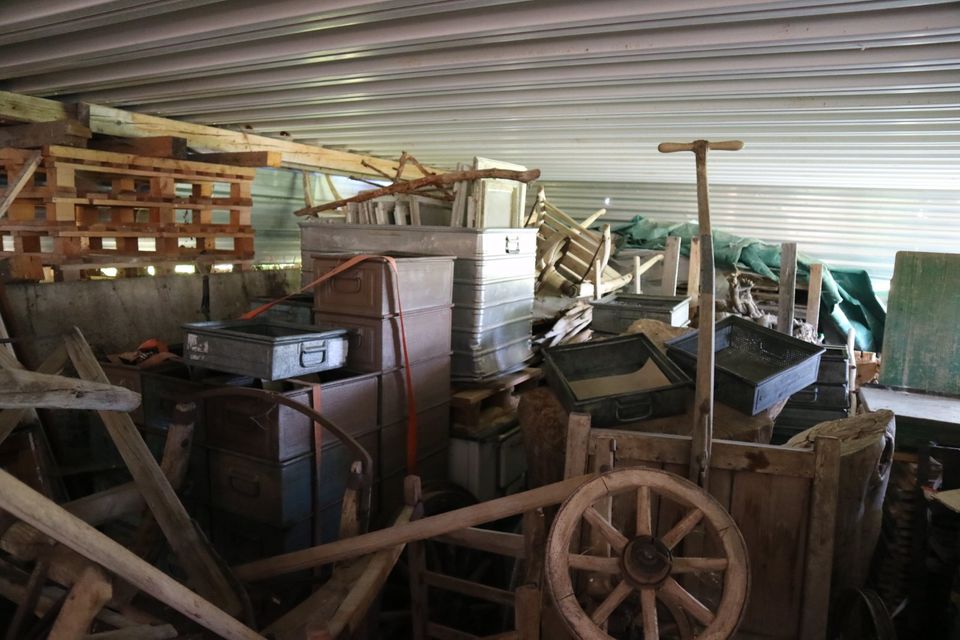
[{"left": 517, "top": 387, "right": 569, "bottom": 488}]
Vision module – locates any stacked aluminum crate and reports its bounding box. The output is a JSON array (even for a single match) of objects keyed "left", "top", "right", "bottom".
[{"left": 300, "top": 222, "right": 537, "bottom": 381}]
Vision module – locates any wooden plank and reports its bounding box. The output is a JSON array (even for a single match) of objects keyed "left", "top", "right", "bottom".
[
  {"left": 777, "top": 242, "right": 798, "bottom": 334},
  {"left": 427, "top": 623, "right": 480, "bottom": 640},
  {"left": 879, "top": 251, "right": 960, "bottom": 394},
  {"left": 0, "top": 468, "right": 264, "bottom": 640},
  {"left": 0, "top": 150, "right": 42, "bottom": 219},
  {"left": 0, "top": 120, "right": 90, "bottom": 148},
  {"left": 0, "top": 345, "right": 68, "bottom": 445},
  {"left": 805, "top": 263, "right": 823, "bottom": 333},
  {"left": 0, "top": 368, "right": 140, "bottom": 411},
  {"left": 798, "top": 436, "right": 840, "bottom": 640},
  {"left": 514, "top": 584, "right": 541, "bottom": 640},
  {"left": 661, "top": 235, "right": 681, "bottom": 296},
  {"left": 45, "top": 146, "right": 257, "bottom": 177},
  {"left": 433, "top": 528, "right": 525, "bottom": 558},
  {"left": 423, "top": 571, "right": 516, "bottom": 606},
  {"left": 82, "top": 625, "right": 178, "bottom": 639},
  {"left": 62, "top": 328, "right": 242, "bottom": 616},
  {"left": 89, "top": 136, "right": 188, "bottom": 159},
  {"left": 0, "top": 91, "right": 68, "bottom": 123},
  {"left": 687, "top": 237, "right": 701, "bottom": 313},
  {"left": 190, "top": 151, "right": 282, "bottom": 167},
  {"left": 234, "top": 474, "right": 593, "bottom": 581},
  {"left": 563, "top": 413, "right": 591, "bottom": 479}
]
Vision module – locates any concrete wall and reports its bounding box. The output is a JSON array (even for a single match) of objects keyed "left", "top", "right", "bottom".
[{"left": 5, "top": 268, "right": 299, "bottom": 367}]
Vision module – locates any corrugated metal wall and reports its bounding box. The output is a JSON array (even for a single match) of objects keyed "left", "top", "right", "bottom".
[{"left": 533, "top": 180, "right": 960, "bottom": 295}]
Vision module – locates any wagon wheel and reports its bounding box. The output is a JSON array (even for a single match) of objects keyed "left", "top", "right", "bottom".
[{"left": 546, "top": 468, "right": 749, "bottom": 640}]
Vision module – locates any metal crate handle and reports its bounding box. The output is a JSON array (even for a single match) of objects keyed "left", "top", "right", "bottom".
[
  {"left": 614, "top": 396, "right": 653, "bottom": 422},
  {"left": 300, "top": 341, "right": 328, "bottom": 367},
  {"left": 332, "top": 274, "right": 363, "bottom": 293},
  {"left": 228, "top": 472, "right": 261, "bottom": 497},
  {"left": 505, "top": 236, "right": 520, "bottom": 254}
]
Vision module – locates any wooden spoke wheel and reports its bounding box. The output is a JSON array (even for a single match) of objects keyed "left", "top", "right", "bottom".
[{"left": 546, "top": 468, "right": 749, "bottom": 640}]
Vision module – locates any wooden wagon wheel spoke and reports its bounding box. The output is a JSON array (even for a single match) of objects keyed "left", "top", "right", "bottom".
[
  {"left": 569, "top": 554, "right": 621, "bottom": 574},
  {"left": 590, "top": 580, "right": 634, "bottom": 625},
  {"left": 671, "top": 557, "right": 729, "bottom": 574},
  {"left": 640, "top": 587, "right": 659, "bottom": 640},
  {"left": 660, "top": 508, "right": 704, "bottom": 550},
  {"left": 636, "top": 486, "right": 652, "bottom": 537},
  {"left": 660, "top": 578, "right": 715, "bottom": 626},
  {"left": 546, "top": 468, "right": 749, "bottom": 640},
  {"left": 583, "top": 507, "right": 628, "bottom": 554}
]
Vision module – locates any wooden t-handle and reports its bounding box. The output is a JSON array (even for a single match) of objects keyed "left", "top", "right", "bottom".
[{"left": 658, "top": 140, "right": 744, "bottom": 153}]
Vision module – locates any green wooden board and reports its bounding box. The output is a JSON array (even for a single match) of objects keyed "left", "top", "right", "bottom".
[{"left": 879, "top": 251, "right": 960, "bottom": 395}]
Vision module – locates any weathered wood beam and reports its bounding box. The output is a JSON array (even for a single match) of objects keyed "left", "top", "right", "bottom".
[
  {"left": 0, "top": 468, "right": 264, "bottom": 640},
  {"left": 0, "top": 91, "right": 442, "bottom": 177},
  {"left": 0, "top": 120, "right": 90, "bottom": 148},
  {"left": 190, "top": 151, "right": 282, "bottom": 167},
  {"left": 0, "top": 367, "right": 141, "bottom": 411},
  {"left": 89, "top": 136, "right": 187, "bottom": 160}
]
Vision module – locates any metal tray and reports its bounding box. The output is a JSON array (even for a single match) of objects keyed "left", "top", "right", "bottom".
[
  {"left": 183, "top": 319, "right": 349, "bottom": 381},
  {"left": 300, "top": 222, "right": 537, "bottom": 258},
  {"left": 311, "top": 253, "right": 454, "bottom": 318},
  {"left": 453, "top": 276, "right": 535, "bottom": 306},
  {"left": 665, "top": 316, "right": 825, "bottom": 415},
  {"left": 452, "top": 315, "right": 533, "bottom": 353},
  {"left": 543, "top": 333, "right": 693, "bottom": 427},
  {"left": 452, "top": 337, "right": 532, "bottom": 381},
  {"left": 590, "top": 293, "right": 690, "bottom": 332},
  {"left": 313, "top": 305, "right": 452, "bottom": 372}
]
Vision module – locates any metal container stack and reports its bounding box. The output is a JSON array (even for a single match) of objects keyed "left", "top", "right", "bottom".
[{"left": 300, "top": 222, "right": 538, "bottom": 382}]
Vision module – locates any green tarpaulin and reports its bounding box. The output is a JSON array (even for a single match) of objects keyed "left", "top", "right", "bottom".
[{"left": 613, "top": 216, "right": 886, "bottom": 350}]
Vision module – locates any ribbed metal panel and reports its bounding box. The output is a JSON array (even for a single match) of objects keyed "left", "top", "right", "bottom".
[{"left": 533, "top": 180, "right": 960, "bottom": 294}]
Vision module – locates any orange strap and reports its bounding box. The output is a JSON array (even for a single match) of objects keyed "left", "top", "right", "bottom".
[{"left": 243, "top": 255, "right": 420, "bottom": 474}]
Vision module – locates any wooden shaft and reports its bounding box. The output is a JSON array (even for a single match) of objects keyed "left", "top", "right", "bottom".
[
  {"left": 234, "top": 474, "right": 594, "bottom": 582},
  {"left": 0, "top": 468, "right": 264, "bottom": 640}
]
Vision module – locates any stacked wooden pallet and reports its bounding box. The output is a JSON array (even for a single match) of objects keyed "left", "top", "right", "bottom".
[{"left": 0, "top": 145, "right": 256, "bottom": 280}]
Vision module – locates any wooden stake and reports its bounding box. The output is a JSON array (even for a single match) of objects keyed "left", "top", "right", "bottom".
[
  {"left": 658, "top": 139, "right": 743, "bottom": 488},
  {"left": 777, "top": 242, "right": 798, "bottom": 335},
  {"left": 805, "top": 263, "right": 823, "bottom": 334},
  {"left": 661, "top": 235, "right": 681, "bottom": 296}
]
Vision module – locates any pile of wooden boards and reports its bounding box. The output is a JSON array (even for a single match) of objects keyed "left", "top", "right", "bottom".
[
  {"left": 526, "top": 188, "right": 631, "bottom": 299},
  {"left": 0, "top": 144, "right": 259, "bottom": 281}
]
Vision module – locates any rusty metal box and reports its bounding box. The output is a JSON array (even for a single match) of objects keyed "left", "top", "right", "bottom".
[
  {"left": 312, "top": 253, "right": 455, "bottom": 318},
  {"left": 379, "top": 354, "right": 452, "bottom": 426},
  {"left": 208, "top": 448, "right": 313, "bottom": 527},
  {"left": 380, "top": 402, "right": 451, "bottom": 479},
  {"left": 204, "top": 370, "right": 379, "bottom": 462},
  {"left": 313, "top": 305, "right": 452, "bottom": 372}
]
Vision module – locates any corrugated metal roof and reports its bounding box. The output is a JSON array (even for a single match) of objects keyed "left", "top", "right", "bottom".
[{"left": 0, "top": 0, "right": 957, "bottom": 190}]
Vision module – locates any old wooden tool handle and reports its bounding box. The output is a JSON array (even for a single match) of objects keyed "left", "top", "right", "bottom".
[{"left": 658, "top": 140, "right": 744, "bottom": 153}]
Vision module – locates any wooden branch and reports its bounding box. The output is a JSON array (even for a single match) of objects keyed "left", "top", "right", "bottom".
[
  {"left": 294, "top": 168, "right": 541, "bottom": 216},
  {"left": 234, "top": 474, "right": 592, "bottom": 581},
  {"left": 0, "top": 150, "right": 42, "bottom": 219},
  {"left": 63, "top": 328, "right": 243, "bottom": 616},
  {"left": 0, "top": 368, "right": 141, "bottom": 411},
  {"left": 0, "top": 468, "right": 264, "bottom": 640}
]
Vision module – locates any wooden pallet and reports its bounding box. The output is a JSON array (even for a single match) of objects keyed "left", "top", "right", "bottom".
[
  {"left": 450, "top": 367, "right": 542, "bottom": 428},
  {"left": 0, "top": 146, "right": 256, "bottom": 280}
]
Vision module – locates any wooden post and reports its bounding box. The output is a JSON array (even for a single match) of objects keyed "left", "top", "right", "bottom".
[
  {"left": 661, "top": 235, "right": 681, "bottom": 296},
  {"left": 632, "top": 256, "right": 642, "bottom": 294},
  {"left": 687, "top": 237, "right": 701, "bottom": 314},
  {"left": 777, "top": 242, "right": 798, "bottom": 335},
  {"left": 805, "top": 262, "right": 823, "bottom": 334},
  {"left": 658, "top": 139, "right": 743, "bottom": 488},
  {"left": 0, "top": 468, "right": 264, "bottom": 640}
]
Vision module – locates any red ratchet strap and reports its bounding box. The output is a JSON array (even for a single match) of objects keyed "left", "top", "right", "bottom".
[{"left": 242, "top": 255, "right": 420, "bottom": 474}]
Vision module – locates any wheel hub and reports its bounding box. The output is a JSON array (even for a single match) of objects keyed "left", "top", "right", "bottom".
[{"left": 621, "top": 535, "right": 672, "bottom": 586}]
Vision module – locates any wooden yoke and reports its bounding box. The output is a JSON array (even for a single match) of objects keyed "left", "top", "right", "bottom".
[{"left": 657, "top": 140, "right": 743, "bottom": 488}]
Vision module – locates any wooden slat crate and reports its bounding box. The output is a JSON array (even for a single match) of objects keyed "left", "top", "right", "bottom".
[{"left": 0, "top": 145, "right": 256, "bottom": 280}]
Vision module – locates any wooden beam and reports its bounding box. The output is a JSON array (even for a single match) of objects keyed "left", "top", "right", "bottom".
[
  {"left": 434, "top": 528, "right": 525, "bottom": 558},
  {"left": 0, "top": 468, "right": 264, "bottom": 640},
  {"left": 805, "top": 262, "right": 823, "bottom": 333},
  {"left": 0, "top": 120, "right": 90, "bottom": 148},
  {"left": 777, "top": 242, "right": 798, "bottom": 334},
  {"left": 189, "top": 151, "right": 282, "bottom": 167},
  {"left": 0, "top": 92, "right": 68, "bottom": 123},
  {"left": 89, "top": 136, "right": 187, "bottom": 159},
  {"left": 0, "top": 344, "right": 68, "bottom": 445},
  {"left": 0, "top": 150, "right": 42, "bottom": 219},
  {"left": 48, "top": 564, "right": 112, "bottom": 640},
  {"left": 63, "top": 328, "right": 243, "bottom": 616},
  {"left": 0, "top": 367, "right": 141, "bottom": 411},
  {"left": 234, "top": 474, "right": 594, "bottom": 582}
]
